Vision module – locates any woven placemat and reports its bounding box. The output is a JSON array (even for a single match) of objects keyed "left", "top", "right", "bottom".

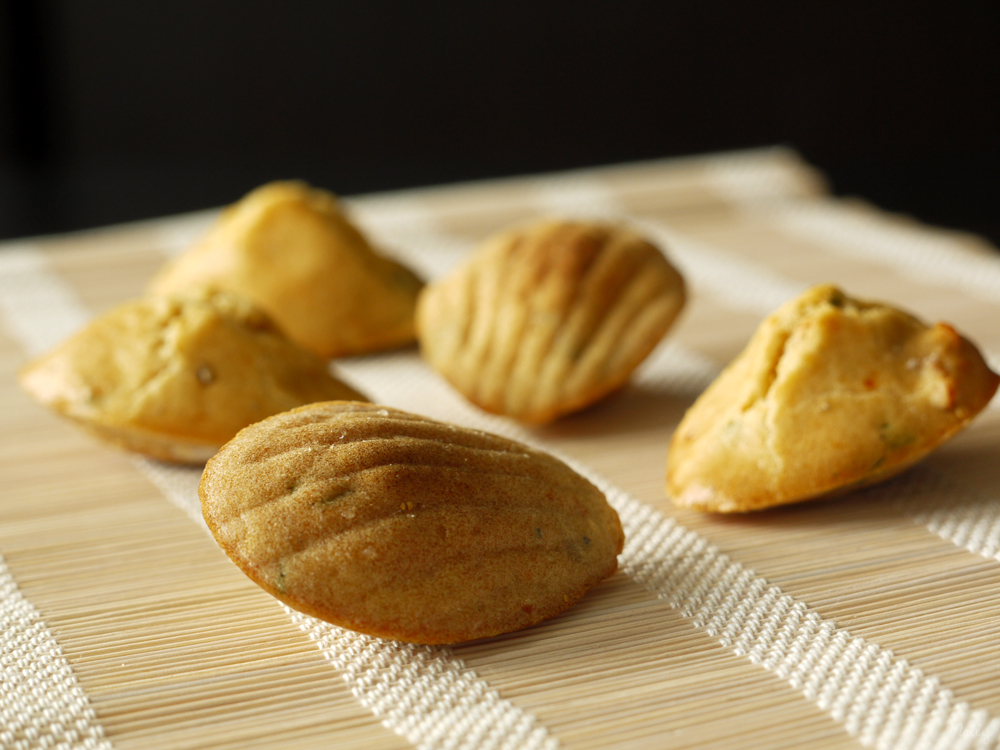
[{"left": 2, "top": 147, "right": 999, "bottom": 749}]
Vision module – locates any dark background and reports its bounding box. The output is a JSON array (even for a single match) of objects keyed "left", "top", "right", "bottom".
[{"left": 1, "top": 1, "right": 998, "bottom": 246}]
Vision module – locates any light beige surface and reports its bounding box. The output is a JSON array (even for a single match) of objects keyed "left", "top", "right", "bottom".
[{"left": 3, "top": 148, "right": 1000, "bottom": 749}]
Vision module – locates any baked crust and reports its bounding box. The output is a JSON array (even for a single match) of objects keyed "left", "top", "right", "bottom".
[
  {"left": 416, "top": 218, "right": 686, "bottom": 423},
  {"left": 149, "top": 181, "right": 423, "bottom": 358},
  {"left": 19, "top": 290, "right": 367, "bottom": 464},
  {"left": 200, "top": 401, "right": 624, "bottom": 644},
  {"left": 667, "top": 284, "right": 999, "bottom": 512}
]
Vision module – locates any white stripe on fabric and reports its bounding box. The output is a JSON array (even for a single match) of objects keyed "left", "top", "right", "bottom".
[
  {"left": 291, "top": 615, "right": 558, "bottom": 750},
  {"left": 1, "top": 555, "right": 114, "bottom": 750},
  {"left": 1, "top": 244, "right": 559, "bottom": 750}
]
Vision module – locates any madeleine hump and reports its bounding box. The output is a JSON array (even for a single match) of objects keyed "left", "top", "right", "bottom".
[
  {"left": 18, "top": 289, "right": 366, "bottom": 464},
  {"left": 667, "top": 284, "right": 999, "bottom": 512},
  {"left": 199, "top": 401, "right": 624, "bottom": 644},
  {"left": 149, "top": 181, "right": 423, "bottom": 358}
]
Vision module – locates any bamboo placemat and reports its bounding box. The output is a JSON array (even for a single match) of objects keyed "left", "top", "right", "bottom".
[{"left": 2, "top": 146, "right": 999, "bottom": 750}]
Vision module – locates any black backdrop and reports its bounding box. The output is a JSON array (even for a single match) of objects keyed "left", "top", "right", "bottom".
[{"left": 1, "top": 1, "right": 997, "bottom": 246}]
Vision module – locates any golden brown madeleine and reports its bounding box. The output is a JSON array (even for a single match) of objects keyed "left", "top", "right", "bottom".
[
  {"left": 667, "top": 284, "right": 999, "bottom": 512},
  {"left": 148, "top": 181, "right": 423, "bottom": 358},
  {"left": 415, "top": 218, "right": 686, "bottom": 423},
  {"left": 199, "top": 402, "right": 624, "bottom": 644},
  {"left": 18, "top": 290, "right": 367, "bottom": 464}
]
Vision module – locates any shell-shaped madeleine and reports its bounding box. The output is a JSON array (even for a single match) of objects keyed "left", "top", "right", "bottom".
[
  {"left": 416, "top": 219, "right": 686, "bottom": 423},
  {"left": 148, "top": 181, "right": 423, "bottom": 358},
  {"left": 200, "top": 402, "right": 624, "bottom": 644},
  {"left": 18, "top": 290, "right": 367, "bottom": 464},
  {"left": 667, "top": 284, "right": 1000, "bottom": 512}
]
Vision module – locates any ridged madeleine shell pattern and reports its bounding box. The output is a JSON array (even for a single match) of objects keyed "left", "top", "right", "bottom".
[
  {"left": 415, "top": 219, "right": 686, "bottom": 423},
  {"left": 199, "top": 401, "right": 624, "bottom": 644}
]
